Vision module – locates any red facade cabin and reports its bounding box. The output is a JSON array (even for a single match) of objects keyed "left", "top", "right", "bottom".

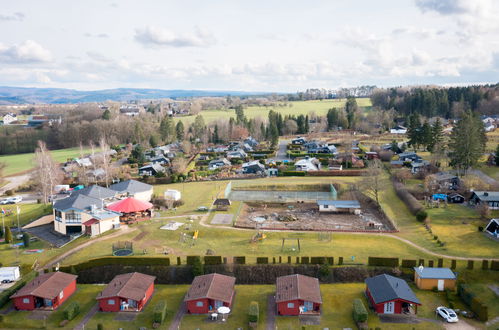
[
  {"left": 97, "top": 272, "right": 155, "bottom": 312},
  {"left": 275, "top": 274, "right": 322, "bottom": 316},
  {"left": 365, "top": 274, "right": 421, "bottom": 314},
  {"left": 184, "top": 273, "right": 236, "bottom": 314},
  {"left": 10, "top": 272, "right": 77, "bottom": 311}
]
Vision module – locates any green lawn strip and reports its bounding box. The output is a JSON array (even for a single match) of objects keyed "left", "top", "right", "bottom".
[
  {"left": 0, "top": 203, "right": 51, "bottom": 227},
  {"left": 85, "top": 284, "right": 189, "bottom": 330},
  {"left": 180, "top": 284, "right": 272, "bottom": 330}
]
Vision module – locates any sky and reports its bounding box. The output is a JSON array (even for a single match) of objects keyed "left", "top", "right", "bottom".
[{"left": 0, "top": 0, "right": 498, "bottom": 92}]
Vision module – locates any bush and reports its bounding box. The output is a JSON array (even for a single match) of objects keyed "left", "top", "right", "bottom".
[
  {"left": 63, "top": 302, "right": 80, "bottom": 321},
  {"left": 416, "top": 210, "right": 428, "bottom": 222},
  {"left": 256, "top": 257, "right": 268, "bottom": 264},
  {"left": 248, "top": 301, "right": 259, "bottom": 323},
  {"left": 97, "top": 324, "right": 104, "bottom": 330},
  {"left": 22, "top": 233, "right": 30, "bottom": 248},
  {"left": 392, "top": 181, "right": 424, "bottom": 215},
  {"left": 368, "top": 257, "right": 399, "bottom": 267},
  {"left": 352, "top": 299, "right": 368, "bottom": 322},
  {"left": 491, "top": 260, "right": 499, "bottom": 271},
  {"left": 467, "top": 260, "right": 474, "bottom": 270},
  {"left": 153, "top": 300, "right": 167, "bottom": 324},
  {"left": 458, "top": 282, "right": 488, "bottom": 321},
  {"left": 310, "top": 257, "right": 327, "bottom": 264},
  {"left": 60, "top": 257, "right": 170, "bottom": 273},
  {"left": 301, "top": 257, "right": 309, "bottom": 264},
  {"left": 338, "top": 257, "right": 344, "bottom": 265},
  {"left": 482, "top": 260, "right": 489, "bottom": 270},
  {"left": 318, "top": 263, "right": 330, "bottom": 278},
  {"left": 186, "top": 256, "right": 201, "bottom": 266},
  {"left": 204, "top": 256, "right": 222, "bottom": 265},
  {"left": 191, "top": 257, "right": 204, "bottom": 277},
  {"left": 233, "top": 256, "right": 246, "bottom": 264},
  {"left": 401, "top": 259, "right": 417, "bottom": 268},
  {"left": 281, "top": 171, "right": 306, "bottom": 176}
]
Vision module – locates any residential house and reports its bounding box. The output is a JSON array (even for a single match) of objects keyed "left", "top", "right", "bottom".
[
  {"left": 110, "top": 180, "right": 153, "bottom": 202},
  {"left": 150, "top": 156, "right": 170, "bottom": 166},
  {"left": 485, "top": 219, "right": 499, "bottom": 238},
  {"left": 242, "top": 160, "right": 265, "bottom": 174},
  {"left": 213, "top": 198, "right": 231, "bottom": 211},
  {"left": 469, "top": 191, "right": 499, "bottom": 210},
  {"left": 432, "top": 173, "right": 460, "bottom": 190},
  {"left": 275, "top": 274, "right": 322, "bottom": 316},
  {"left": 10, "top": 272, "right": 77, "bottom": 311},
  {"left": 1, "top": 113, "right": 17, "bottom": 125},
  {"left": 390, "top": 160, "right": 404, "bottom": 168},
  {"left": 226, "top": 149, "right": 247, "bottom": 160},
  {"left": 208, "top": 158, "right": 231, "bottom": 170},
  {"left": 365, "top": 151, "right": 379, "bottom": 160},
  {"left": 120, "top": 105, "right": 142, "bottom": 116},
  {"left": 398, "top": 152, "right": 421, "bottom": 162},
  {"left": 410, "top": 160, "right": 430, "bottom": 174},
  {"left": 184, "top": 273, "right": 236, "bottom": 314},
  {"left": 75, "top": 157, "right": 93, "bottom": 167},
  {"left": 390, "top": 125, "right": 408, "bottom": 134},
  {"left": 447, "top": 193, "right": 465, "bottom": 204},
  {"left": 295, "top": 157, "right": 320, "bottom": 171},
  {"left": 97, "top": 272, "right": 155, "bottom": 312},
  {"left": 291, "top": 137, "right": 307, "bottom": 145},
  {"left": 413, "top": 266, "right": 456, "bottom": 291},
  {"left": 138, "top": 163, "right": 166, "bottom": 176},
  {"left": 27, "top": 115, "right": 61, "bottom": 127},
  {"left": 244, "top": 136, "right": 259, "bottom": 148},
  {"left": 267, "top": 168, "right": 279, "bottom": 176},
  {"left": 317, "top": 200, "right": 361, "bottom": 214},
  {"left": 365, "top": 274, "right": 421, "bottom": 314}
]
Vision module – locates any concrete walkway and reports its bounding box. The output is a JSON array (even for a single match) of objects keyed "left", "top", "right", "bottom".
[
  {"left": 266, "top": 294, "right": 276, "bottom": 330},
  {"left": 169, "top": 300, "right": 187, "bottom": 330},
  {"left": 40, "top": 225, "right": 137, "bottom": 270},
  {"left": 73, "top": 303, "right": 99, "bottom": 330}
]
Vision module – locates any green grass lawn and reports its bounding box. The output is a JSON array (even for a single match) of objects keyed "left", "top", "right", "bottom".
[
  {"left": 174, "top": 98, "right": 372, "bottom": 125},
  {"left": 0, "top": 146, "right": 97, "bottom": 176},
  {"left": 1, "top": 203, "right": 51, "bottom": 227}
]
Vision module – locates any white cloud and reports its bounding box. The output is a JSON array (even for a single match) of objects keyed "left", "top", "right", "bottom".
[
  {"left": 84, "top": 32, "right": 109, "bottom": 38},
  {"left": 0, "top": 12, "right": 24, "bottom": 21},
  {"left": 134, "top": 26, "right": 216, "bottom": 47},
  {"left": 0, "top": 40, "right": 53, "bottom": 63}
]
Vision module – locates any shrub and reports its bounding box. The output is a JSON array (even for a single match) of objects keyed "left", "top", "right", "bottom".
[
  {"left": 491, "top": 260, "right": 499, "bottom": 271},
  {"left": 248, "top": 301, "right": 259, "bottom": 323},
  {"left": 310, "top": 257, "right": 327, "bottom": 264},
  {"left": 301, "top": 257, "right": 310, "bottom": 264},
  {"left": 256, "top": 257, "right": 268, "bottom": 264},
  {"left": 478, "top": 226, "right": 483, "bottom": 232},
  {"left": 4, "top": 227, "right": 13, "bottom": 244},
  {"left": 416, "top": 210, "right": 428, "bottom": 222},
  {"left": 368, "top": 257, "right": 399, "bottom": 267},
  {"left": 451, "top": 260, "right": 456, "bottom": 269},
  {"left": 191, "top": 257, "right": 204, "bottom": 277},
  {"left": 338, "top": 257, "right": 344, "bottom": 265},
  {"left": 153, "top": 300, "right": 167, "bottom": 324},
  {"left": 318, "top": 263, "right": 330, "bottom": 278},
  {"left": 458, "top": 282, "right": 488, "bottom": 321},
  {"left": 352, "top": 299, "right": 368, "bottom": 323},
  {"left": 401, "top": 259, "right": 417, "bottom": 268},
  {"left": 63, "top": 302, "right": 80, "bottom": 321},
  {"left": 97, "top": 324, "right": 104, "bottom": 330},
  {"left": 467, "top": 260, "right": 474, "bottom": 270},
  {"left": 233, "top": 256, "right": 246, "bottom": 264},
  {"left": 281, "top": 171, "right": 306, "bottom": 176},
  {"left": 22, "top": 233, "right": 30, "bottom": 248},
  {"left": 60, "top": 257, "right": 170, "bottom": 273},
  {"left": 186, "top": 256, "right": 201, "bottom": 265},
  {"left": 204, "top": 256, "right": 222, "bottom": 265},
  {"left": 482, "top": 260, "right": 489, "bottom": 270}
]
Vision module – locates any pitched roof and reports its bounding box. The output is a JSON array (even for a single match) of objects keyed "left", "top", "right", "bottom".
[
  {"left": 110, "top": 179, "right": 152, "bottom": 194},
  {"left": 276, "top": 274, "right": 322, "bottom": 304},
  {"left": 214, "top": 198, "right": 231, "bottom": 205},
  {"left": 413, "top": 267, "right": 456, "bottom": 280},
  {"left": 53, "top": 194, "right": 102, "bottom": 211},
  {"left": 317, "top": 200, "right": 361, "bottom": 209},
  {"left": 10, "top": 272, "right": 77, "bottom": 299},
  {"left": 97, "top": 272, "right": 156, "bottom": 301},
  {"left": 472, "top": 191, "right": 499, "bottom": 201},
  {"left": 365, "top": 274, "right": 420, "bottom": 305},
  {"left": 71, "top": 185, "right": 117, "bottom": 199},
  {"left": 184, "top": 273, "right": 235, "bottom": 303}
]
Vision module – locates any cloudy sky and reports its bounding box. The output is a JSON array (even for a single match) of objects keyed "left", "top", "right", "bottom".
[{"left": 0, "top": 0, "right": 498, "bottom": 92}]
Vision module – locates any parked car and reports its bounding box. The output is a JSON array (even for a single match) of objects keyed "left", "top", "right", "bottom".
[
  {"left": 5, "top": 196, "right": 22, "bottom": 204},
  {"left": 436, "top": 306, "right": 459, "bottom": 323},
  {"left": 0, "top": 199, "right": 9, "bottom": 205},
  {"left": 1, "top": 279, "right": 14, "bottom": 284}
]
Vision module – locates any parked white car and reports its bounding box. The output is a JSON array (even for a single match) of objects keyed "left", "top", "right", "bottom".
[
  {"left": 436, "top": 306, "right": 459, "bottom": 323},
  {"left": 5, "top": 196, "right": 22, "bottom": 204}
]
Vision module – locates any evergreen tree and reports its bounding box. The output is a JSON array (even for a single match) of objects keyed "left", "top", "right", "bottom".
[
  {"left": 175, "top": 121, "right": 185, "bottom": 142},
  {"left": 5, "top": 226, "right": 13, "bottom": 244},
  {"left": 407, "top": 113, "right": 422, "bottom": 150},
  {"left": 159, "top": 115, "right": 175, "bottom": 143},
  {"left": 212, "top": 125, "right": 220, "bottom": 143},
  {"left": 131, "top": 144, "right": 146, "bottom": 165},
  {"left": 22, "top": 232, "right": 30, "bottom": 248},
  {"left": 448, "top": 111, "right": 486, "bottom": 175},
  {"left": 420, "top": 121, "right": 432, "bottom": 151},
  {"left": 269, "top": 123, "right": 279, "bottom": 148},
  {"left": 305, "top": 115, "right": 309, "bottom": 133},
  {"left": 191, "top": 257, "right": 204, "bottom": 277},
  {"left": 101, "top": 109, "right": 111, "bottom": 120},
  {"left": 234, "top": 105, "right": 246, "bottom": 125},
  {"left": 327, "top": 108, "right": 339, "bottom": 130},
  {"left": 429, "top": 118, "right": 443, "bottom": 152},
  {"left": 149, "top": 135, "right": 159, "bottom": 148},
  {"left": 390, "top": 140, "right": 399, "bottom": 153},
  {"left": 345, "top": 97, "right": 358, "bottom": 129},
  {"left": 192, "top": 115, "right": 206, "bottom": 141}
]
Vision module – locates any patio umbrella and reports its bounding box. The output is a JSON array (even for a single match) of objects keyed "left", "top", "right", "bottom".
[
  {"left": 217, "top": 306, "right": 231, "bottom": 321},
  {"left": 107, "top": 197, "right": 153, "bottom": 213}
]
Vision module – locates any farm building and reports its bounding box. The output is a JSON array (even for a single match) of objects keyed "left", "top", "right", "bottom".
[
  {"left": 275, "top": 274, "right": 322, "bottom": 316},
  {"left": 97, "top": 272, "right": 155, "bottom": 312},
  {"left": 485, "top": 219, "right": 499, "bottom": 238},
  {"left": 10, "top": 272, "right": 77, "bottom": 311},
  {"left": 447, "top": 193, "right": 464, "bottom": 204},
  {"left": 317, "top": 200, "right": 361, "bottom": 214},
  {"left": 213, "top": 198, "right": 231, "bottom": 211},
  {"left": 184, "top": 273, "right": 236, "bottom": 314},
  {"left": 470, "top": 191, "right": 499, "bottom": 209},
  {"left": 365, "top": 274, "right": 420, "bottom": 314},
  {"left": 413, "top": 266, "right": 456, "bottom": 291}
]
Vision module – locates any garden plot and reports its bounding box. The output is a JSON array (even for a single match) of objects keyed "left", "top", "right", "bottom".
[{"left": 236, "top": 201, "right": 394, "bottom": 232}]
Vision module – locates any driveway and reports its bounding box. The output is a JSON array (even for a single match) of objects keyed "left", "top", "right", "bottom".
[
  {"left": 468, "top": 169, "right": 498, "bottom": 186},
  {"left": 275, "top": 139, "right": 290, "bottom": 161},
  {"left": 266, "top": 294, "right": 276, "bottom": 330},
  {"left": 169, "top": 300, "right": 187, "bottom": 330},
  {"left": 0, "top": 173, "right": 31, "bottom": 195},
  {"left": 73, "top": 303, "right": 99, "bottom": 330}
]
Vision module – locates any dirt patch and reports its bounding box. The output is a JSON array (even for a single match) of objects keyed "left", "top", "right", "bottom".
[{"left": 132, "top": 231, "right": 148, "bottom": 241}]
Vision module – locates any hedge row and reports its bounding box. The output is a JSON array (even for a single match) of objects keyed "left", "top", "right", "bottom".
[
  {"left": 60, "top": 257, "right": 170, "bottom": 273},
  {"left": 352, "top": 298, "right": 368, "bottom": 323},
  {"left": 63, "top": 302, "right": 80, "bottom": 321},
  {"left": 204, "top": 256, "right": 222, "bottom": 265},
  {"left": 457, "top": 282, "right": 488, "bottom": 321},
  {"left": 153, "top": 300, "right": 167, "bottom": 324},
  {"left": 491, "top": 260, "right": 499, "bottom": 271},
  {"left": 281, "top": 171, "right": 306, "bottom": 176},
  {"left": 401, "top": 259, "right": 417, "bottom": 268},
  {"left": 186, "top": 256, "right": 201, "bottom": 266},
  {"left": 368, "top": 257, "right": 399, "bottom": 267},
  {"left": 392, "top": 180, "right": 424, "bottom": 215},
  {"left": 308, "top": 170, "right": 365, "bottom": 176}
]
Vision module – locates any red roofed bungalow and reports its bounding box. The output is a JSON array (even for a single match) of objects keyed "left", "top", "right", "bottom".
[
  {"left": 96, "top": 272, "right": 156, "bottom": 312},
  {"left": 106, "top": 197, "right": 153, "bottom": 223},
  {"left": 275, "top": 274, "right": 322, "bottom": 316},
  {"left": 184, "top": 273, "right": 236, "bottom": 314},
  {"left": 10, "top": 272, "right": 77, "bottom": 310}
]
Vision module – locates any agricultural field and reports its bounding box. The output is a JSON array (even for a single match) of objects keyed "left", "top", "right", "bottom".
[
  {"left": 0, "top": 146, "right": 97, "bottom": 177},
  {"left": 173, "top": 98, "right": 372, "bottom": 125}
]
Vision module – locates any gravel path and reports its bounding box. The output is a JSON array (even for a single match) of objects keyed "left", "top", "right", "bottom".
[{"left": 266, "top": 294, "right": 276, "bottom": 330}]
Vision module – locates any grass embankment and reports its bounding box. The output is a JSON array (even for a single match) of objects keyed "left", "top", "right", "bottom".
[{"left": 0, "top": 146, "right": 97, "bottom": 176}]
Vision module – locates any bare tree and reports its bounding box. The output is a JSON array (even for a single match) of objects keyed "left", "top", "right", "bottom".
[
  {"left": 33, "top": 141, "right": 63, "bottom": 203},
  {"left": 360, "top": 159, "right": 386, "bottom": 206},
  {"left": 171, "top": 158, "right": 188, "bottom": 175},
  {"left": 0, "top": 162, "right": 5, "bottom": 186},
  {"left": 98, "top": 137, "right": 112, "bottom": 187}
]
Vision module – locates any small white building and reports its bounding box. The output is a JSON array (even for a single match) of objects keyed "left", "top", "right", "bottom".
[
  {"left": 164, "top": 189, "right": 182, "bottom": 201},
  {"left": 0, "top": 266, "right": 20, "bottom": 282},
  {"left": 1, "top": 113, "right": 18, "bottom": 125},
  {"left": 317, "top": 200, "right": 361, "bottom": 214},
  {"left": 295, "top": 157, "right": 320, "bottom": 171},
  {"left": 485, "top": 219, "right": 499, "bottom": 238},
  {"left": 390, "top": 126, "right": 407, "bottom": 134}
]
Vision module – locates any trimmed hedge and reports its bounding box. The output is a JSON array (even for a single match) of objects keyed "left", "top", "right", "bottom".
[
  {"left": 491, "top": 260, "right": 499, "bottom": 271},
  {"left": 248, "top": 301, "right": 259, "bottom": 323},
  {"left": 204, "top": 256, "right": 222, "bottom": 265},
  {"left": 352, "top": 298, "right": 368, "bottom": 322},
  {"left": 368, "top": 257, "right": 399, "bottom": 267},
  {"left": 401, "top": 259, "right": 417, "bottom": 268},
  {"left": 256, "top": 257, "right": 269, "bottom": 264},
  {"left": 310, "top": 257, "right": 327, "bottom": 265},
  {"left": 233, "top": 256, "right": 246, "bottom": 264},
  {"left": 186, "top": 256, "right": 201, "bottom": 266},
  {"left": 301, "top": 257, "right": 310, "bottom": 264},
  {"left": 153, "top": 300, "right": 167, "bottom": 324},
  {"left": 482, "top": 260, "right": 489, "bottom": 270},
  {"left": 467, "top": 260, "right": 474, "bottom": 270},
  {"left": 281, "top": 171, "right": 306, "bottom": 176},
  {"left": 308, "top": 170, "right": 365, "bottom": 176},
  {"left": 457, "top": 282, "right": 488, "bottom": 321},
  {"left": 392, "top": 181, "right": 423, "bottom": 215},
  {"left": 60, "top": 257, "right": 170, "bottom": 272},
  {"left": 63, "top": 302, "right": 80, "bottom": 321}
]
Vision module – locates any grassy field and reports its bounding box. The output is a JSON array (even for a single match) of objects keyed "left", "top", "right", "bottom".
[
  {"left": 174, "top": 98, "right": 372, "bottom": 125},
  {"left": 0, "top": 147, "right": 97, "bottom": 176}
]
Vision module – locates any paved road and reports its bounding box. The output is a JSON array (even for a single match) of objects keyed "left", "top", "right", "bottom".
[
  {"left": 275, "top": 139, "right": 290, "bottom": 161},
  {"left": 468, "top": 169, "right": 498, "bottom": 186},
  {"left": 169, "top": 299, "right": 187, "bottom": 330},
  {"left": 266, "top": 294, "right": 276, "bottom": 330},
  {"left": 73, "top": 303, "right": 99, "bottom": 330}
]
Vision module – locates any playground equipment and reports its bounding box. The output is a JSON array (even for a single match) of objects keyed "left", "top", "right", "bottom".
[
  {"left": 250, "top": 231, "right": 267, "bottom": 243},
  {"left": 112, "top": 241, "right": 134, "bottom": 256},
  {"left": 317, "top": 231, "right": 332, "bottom": 242},
  {"left": 179, "top": 230, "right": 199, "bottom": 247},
  {"left": 281, "top": 237, "right": 301, "bottom": 252}
]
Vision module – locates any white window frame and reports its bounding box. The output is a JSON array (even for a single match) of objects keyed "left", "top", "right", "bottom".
[
  {"left": 22, "top": 298, "right": 30, "bottom": 304},
  {"left": 196, "top": 301, "right": 204, "bottom": 307},
  {"left": 108, "top": 299, "right": 115, "bottom": 305},
  {"left": 287, "top": 302, "right": 295, "bottom": 308},
  {"left": 59, "top": 291, "right": 64, "bottom": 299}
]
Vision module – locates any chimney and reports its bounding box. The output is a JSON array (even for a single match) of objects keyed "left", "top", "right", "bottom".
[{"left": 484, "top": 192, "right": 489, "bottom": 196}]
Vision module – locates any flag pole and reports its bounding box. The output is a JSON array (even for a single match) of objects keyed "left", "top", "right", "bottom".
[{"left": 17, "top": 206, "right": 21, "bottom": 233}]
